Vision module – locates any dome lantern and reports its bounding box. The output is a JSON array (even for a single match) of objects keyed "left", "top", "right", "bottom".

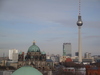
[{"left": 33, "top": 40, "right": 36, "bottom": 45}]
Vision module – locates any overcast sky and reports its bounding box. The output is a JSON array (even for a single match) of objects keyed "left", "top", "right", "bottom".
[{"left": 0, "top": 0, "right": 100, "bottom": 57}]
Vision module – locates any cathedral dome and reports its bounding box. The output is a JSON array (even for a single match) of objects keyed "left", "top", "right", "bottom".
[
  {"left": 41, "top": 51, "right": 46, "bottom": 54},
  {"left": 28, "top": 42, "right": 40, "bottom": 52},
  {"left": 11, "top": 66, "right": 42, "bottom": 75}
]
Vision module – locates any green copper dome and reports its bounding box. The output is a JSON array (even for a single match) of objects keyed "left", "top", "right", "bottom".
[
  {"left": 41, "top": 51, "right": 46, "bottom": 54},
  {"left": 11, "top": 66, "right": 43, "bottom": 75},
  {"left": 28, "top": 42, "right": 40, "bottom": 52}
]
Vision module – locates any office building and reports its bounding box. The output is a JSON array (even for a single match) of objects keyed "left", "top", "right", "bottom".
[
  {"left": 63, "top": 43, "right": 71, "bottom": 57},
  {"left": 75, "top": 52, "right": 79, "bottom": 56},
  {"left": 84, "top": 52, "right": 91, "bottom": 59},
  {"left": 9, "top": 49, "right": 18, "bottom": 61}
]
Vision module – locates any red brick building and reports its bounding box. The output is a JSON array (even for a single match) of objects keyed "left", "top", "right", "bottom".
[
  {"left": 65, "top": 58, "right": 72, "bottom": 62},
  {"left": 86, "top": 66, "right": 100, "bottom": 75}
]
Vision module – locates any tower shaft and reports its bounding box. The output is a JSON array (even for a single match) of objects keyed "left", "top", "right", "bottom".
[{"left": 78, "top": 26, "right": 82, "bottom": 63}]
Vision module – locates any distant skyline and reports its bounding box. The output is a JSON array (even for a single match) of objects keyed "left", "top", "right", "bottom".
[{"left": 0, "top": 0, "right": 100, "bottom": 57}]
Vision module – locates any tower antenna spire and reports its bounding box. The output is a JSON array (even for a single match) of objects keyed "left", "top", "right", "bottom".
[{"left": 79, "top": 0, "right": 81, "bottom": 15}]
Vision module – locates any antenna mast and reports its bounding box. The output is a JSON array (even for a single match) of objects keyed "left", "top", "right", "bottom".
[{"left": 79, "top": 0, "right": 81, "bottom": 15}]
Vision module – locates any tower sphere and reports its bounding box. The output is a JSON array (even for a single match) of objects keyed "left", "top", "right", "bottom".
[{"left": 77, "top": 15, "right": 83, "bottom": 26}]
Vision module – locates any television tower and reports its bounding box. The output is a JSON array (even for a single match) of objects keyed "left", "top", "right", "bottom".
[{"left": 77, "top": 0, "right": 83, "bottom": 63}]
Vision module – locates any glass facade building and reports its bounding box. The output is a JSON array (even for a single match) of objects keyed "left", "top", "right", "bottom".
[{"left": 63, "top": 43, "right": 71, "bottom": 57}]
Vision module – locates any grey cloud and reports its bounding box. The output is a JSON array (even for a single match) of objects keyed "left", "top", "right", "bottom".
[
  {"left": 83, "top": 36, "right": 100, "bottom": 39},
  {"left": 0, "top": 34, "right": 7, "bottom": 37},
  {"left": 84, "top": 21, "right": 100, "bottom": 28},
  {"left": 0, "top": 0, "right": 77, "bottom": 22},
  {"left": 45, "top": 37, "right": 63, "bottom": 42}
]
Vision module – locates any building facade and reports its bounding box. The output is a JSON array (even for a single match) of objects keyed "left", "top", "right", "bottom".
[
  {"left": 9, "top": 49, "right": 18, "bottom": 61},
  {"left": 84, "top": 52, "right": 91, "bottom": 59},
  {"left": 63, "top": 43, "right": 71, "bottom": 57},
  {"left": 75, "top": 52, "right": 79, "bottom": 56},
  {"left": 86, "top": 66, "right": 100, "bottom": 75}
]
